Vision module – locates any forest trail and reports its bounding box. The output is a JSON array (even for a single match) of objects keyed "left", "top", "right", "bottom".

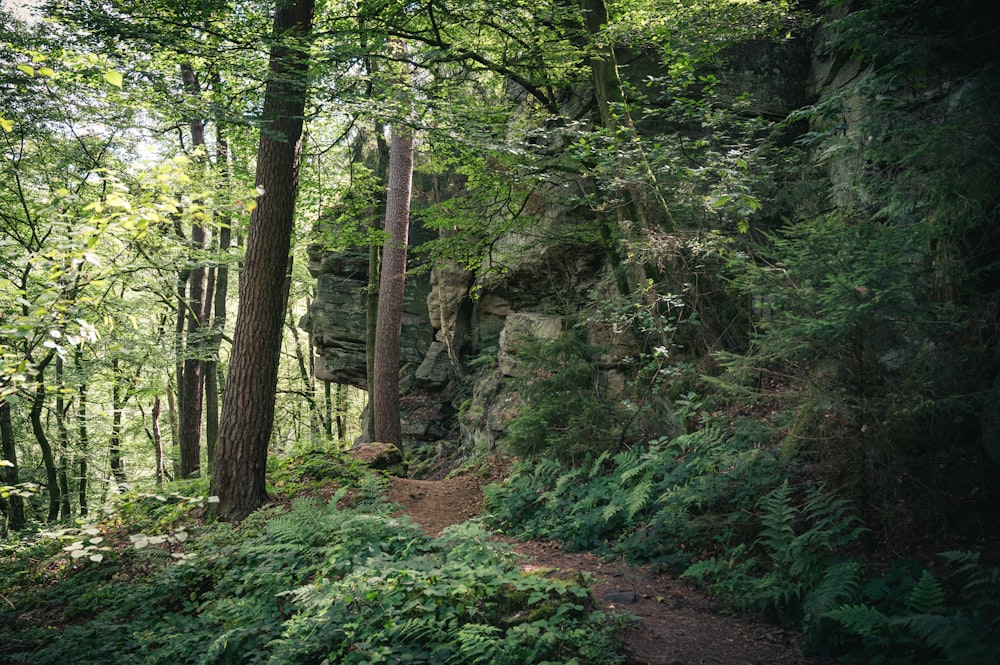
[{"left": 386, "top": 475, "right": 830, "bottom": 665}]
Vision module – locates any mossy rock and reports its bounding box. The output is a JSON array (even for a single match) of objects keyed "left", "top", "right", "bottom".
[{"left": 350, "top": 442, "right": 405, "bottom": 475}]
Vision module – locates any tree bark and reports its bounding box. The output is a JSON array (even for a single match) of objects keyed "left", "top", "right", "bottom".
[
  {"left": 110, "top": 356, "right": 126, "bottom": 485},
  {"left": 364, "top": 124, "right": 390, "bottom": 441},
  {"left": 151, "top": 395, "right": 165, "bottom": 486},
  {"left": 178, "top": 62, "right": 210, "bottom": 478},
  {"left": 204, "top": 111, "right": 232, "bottom": 471},
  {"left": 28, "top": 350, "right": 58, "bottom": 521},
  {"left": 76, "top": 349, "right": 88, "bottom": 516},
  {"left": 55, "top": 356, "right": 72, "bottom": 519},
  {"left": 0, "top": 399, "right": 26, "bottom": 530},
  {"left": 211, "top": 0, "right": 315, "bottom": 521},
  {"left": 372, "top": 122, "right": 414, "bottom": 447}
]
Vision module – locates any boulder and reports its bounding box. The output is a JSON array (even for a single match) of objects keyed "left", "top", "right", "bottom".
[{"left": 350, "top": 441, "right": 404, "bottom": 473}]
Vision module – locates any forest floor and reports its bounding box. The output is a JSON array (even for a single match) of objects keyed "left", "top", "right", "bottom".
[{"left": 385, "top": 473, "right": 834, "bottom": 665}]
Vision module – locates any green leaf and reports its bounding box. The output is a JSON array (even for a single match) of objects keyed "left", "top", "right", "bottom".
[
  {"left": 16, "top": 64, "right": 34, "bottom": 76},
  {"left": 104, "top": 69, "right": 123, "bottom": 88},
  {"left": 0, "top": 117, "right": 13, "bottom": 132}
]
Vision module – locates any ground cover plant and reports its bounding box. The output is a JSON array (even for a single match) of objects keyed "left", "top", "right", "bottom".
[{"left": 0, "top": 460, "right": 627, "bottom": 665}]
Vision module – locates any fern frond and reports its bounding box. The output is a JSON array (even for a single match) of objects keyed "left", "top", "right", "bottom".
[
  {"left": 826, "top": 603, "right": 890, "bottom": 637},
  {"left": 626, "top": 479, "right": 653, "bottom": 519},
  {"left": 451, "top": 624, "right": 502, "bottom": 665},
  {"left": 803, "top": 559, "right": 861, "bottom": 619},
  {"left": 908, "top": 570, "right": 945, "bottom": 614},
  {"left": 896, "top": 613, "right": 965, "bottom": 653},
  {"left": 618, "top": 456, "right": 651, "bottom": 484},
  {"left": 589, "top": 450, "right": 612, "bottom": 478},
  {"left": 757, "top": 481, "right": 796, "bottom": 555}
]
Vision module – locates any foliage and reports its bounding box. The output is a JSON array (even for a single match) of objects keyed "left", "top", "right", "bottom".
[
  {"left": 681, "top": 480, "right": 864, "bottom": 624},
  {"left": 504, "top": 331, "right": 632, "bottom": 464},
  {"left": 823, "top": 552, "right": 1000, "bottom": 664},
  {"left": 0, "top": 466, "right": 626, "bottom": 665},
  {"left": 486, "top": 422, "right": 786, "bottom": 563}
]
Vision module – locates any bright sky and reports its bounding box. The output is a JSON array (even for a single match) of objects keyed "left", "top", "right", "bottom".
[{"left": 2, "top": 0, "right": 42, "bottom": 22}]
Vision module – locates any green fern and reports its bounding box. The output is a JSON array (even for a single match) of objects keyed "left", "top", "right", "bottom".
[
  {"left": 626, "top": 478, "right": 653, "bottom": 519},
  {"left": 803, "top": 559, "right": 862, "bottom": 621},
  {"left": 451, "top": 624, "right": 502, "bottom": 665},
  {"left": 908, "top": 570, "right": 945, "bottom": 614},
  {"left": 757, "top": 481, "right": 796, "bottom": 557},
  {"left": 826, "top": 603, "right": 890, "bottom": 638}
]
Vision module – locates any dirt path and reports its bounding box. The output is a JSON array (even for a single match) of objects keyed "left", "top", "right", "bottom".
[{"left": 386, "top": 475, "right": 832, "bottom": 665}]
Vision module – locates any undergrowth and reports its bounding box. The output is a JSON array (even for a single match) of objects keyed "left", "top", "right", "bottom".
[
  {"left": 0, "top": 462, "right": 626, "bottom": 665},
  {"left": 484, "top": 425, "right": 1000, "bottom": 663}
]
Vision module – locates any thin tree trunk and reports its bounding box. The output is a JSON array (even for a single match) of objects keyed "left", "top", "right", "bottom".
[
  {"left": 205, "top": 216, "right": 230, "bottom": 470},
  {"left": 178, "top": 62, "right": 210, "bottom": 478},
  {"left": 29, "top": 350, "right": 59, "bottom": 521},
  {"left": 76, "top": 349, "right": 88, "bottom": 517},
  {"left": 152, "top": 395, "right": 165, "bottom": 486},
  {"left": 0, "top": 398, "right": 26, "bottom": 530},
  {"left": 56, "top": 356, "right": 72, "bottom": 519},
  {"left": 335, "top": 383, "right": 346, "bottom": 440},
  {"left": 372, "top": 121, "right": 414, "bottom": 447},
  {"left": 212, "top": 0, "right": 316, "bottom": 521},
  {"left": 205, "top": 84, "right": 231, "bottom": 473},
  {"left": 110, "top": 357, "right": 126, "bottom": 485},
  {"left": 166, "top": 378, "right": 180, "bottom": 479},
  {"left": 288, "top": 301, "right": 323, "bottom": 437}
]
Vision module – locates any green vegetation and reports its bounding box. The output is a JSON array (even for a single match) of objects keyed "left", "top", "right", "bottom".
[
  {"left": 3, "top": 0, "right": 999, "bottom": 662},
  {"left": 0, "top": 458, "right": 626, "bottom": 664}
]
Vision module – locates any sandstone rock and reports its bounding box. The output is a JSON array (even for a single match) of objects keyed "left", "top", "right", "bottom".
[
  {"left": 350, "top": 441, "right": 404, "bottom": 472},
  {"left": 498, "top": 312, "right": 563, "bottom": 378}
]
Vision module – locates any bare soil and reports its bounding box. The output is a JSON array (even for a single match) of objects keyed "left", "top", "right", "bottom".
[{"left": 386, "top": 474, "right": 833, "bottom": 665}]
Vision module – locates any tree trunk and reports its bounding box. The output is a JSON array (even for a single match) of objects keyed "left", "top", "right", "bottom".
[
  {"left": 152, "top": 395, "right": 165, "bottom": 486},
  {"left": 29, "top": 350, "right": 59, "bottom": 521},
  {"left": 178, "top": 62, "right": 210, "bottom": 478},
  {"left": 336, "top": 383, "right": 347, "bottom": 440},
  {"left": 76, "top": 349, "right": 89, "bottom": 517},
  {"left": 357, "top": 26, "right": 390, "bottom": 443},
  {"left": 204, "top": 124, "right": 231, "bottom": 470},
  {"left": 211, "top": 0, "right": 315, "bottom": 522},
  {"left": 288, "top": 300, "right": 323, "bottom": 438},
  {"left": 0, "top": 399, "right": 26, "bottom": 530},
  {"left": 55, "top": 356, "right": 72, "bottom": 519},
  {"left": 372, "top": 122, "right": 414, "bottom": 447},
  {"left": 576, "top": 0, "right": 670, "bottom": 301},
  {"left": 110, "top": 356, "right": 126, "bottom": 486},
  {"left": 204, "top": 73, "right": 231, "bottom": 470},
  {"left": 166, "top": 378, "right": 180, "bottom": 478}
]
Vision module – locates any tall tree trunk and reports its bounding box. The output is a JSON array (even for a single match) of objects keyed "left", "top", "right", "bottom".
[
  {"left": 335, "top": 383, "right": 347, "bottom": 440},
  {"left": 357, "top": 23, "right": 389, "bottom": 442},
  {"left": 204, "top": 113, "right": 231, "bottom": 471},
  {"left": 151, "top": 395, "right": 165, "bottom": 486},
  {"left": 0, "top": 399, "right": 26, "bottom": 530},
  {"left": 166, "top": 377, "right": 180, "bottom": 478},
  {"left": 56, "top": 356, "right": 72, "bottom": 519},
  {"left": 288, "top": 300, "right": 323, "bottom": 437},
  {"left": 372, "top": 122, "right": 414, "bottom": 447},
  {"left": 76, "top": 349, "right": 88, "bottom": 517},
  {"left": 110, "top": 357, "right": 126, "bottom": 485},
  {"left": 212, "top": 0, "right": 316, "bottom": 522},
  {"left": 576, "top": 0, "right": 670, "bottom": 302},
  {"left": 29, "top": 350, "right": 59, "bottom": 521},
  {"left": 178, "top": 62, "right": 210, "bottom": 478}
]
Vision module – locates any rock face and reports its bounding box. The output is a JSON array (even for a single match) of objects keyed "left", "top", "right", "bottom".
[
  {"left": 302, "top": 13, "right": 998, "bottom": 461},
  {"left": 300, "top": 35, "right": 815, "bottom": 453}
]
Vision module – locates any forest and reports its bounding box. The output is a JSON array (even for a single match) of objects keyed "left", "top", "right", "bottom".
[{"left": 1, "top": 0, "right": 999, "bottom": 663}]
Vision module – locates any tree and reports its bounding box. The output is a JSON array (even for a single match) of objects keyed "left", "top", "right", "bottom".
[
  {"left": 211, "top": 0, "right": 316, "bottom": 521},
  {"left": 371, "top": 122, "right": 414, "bottom": 446}
]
